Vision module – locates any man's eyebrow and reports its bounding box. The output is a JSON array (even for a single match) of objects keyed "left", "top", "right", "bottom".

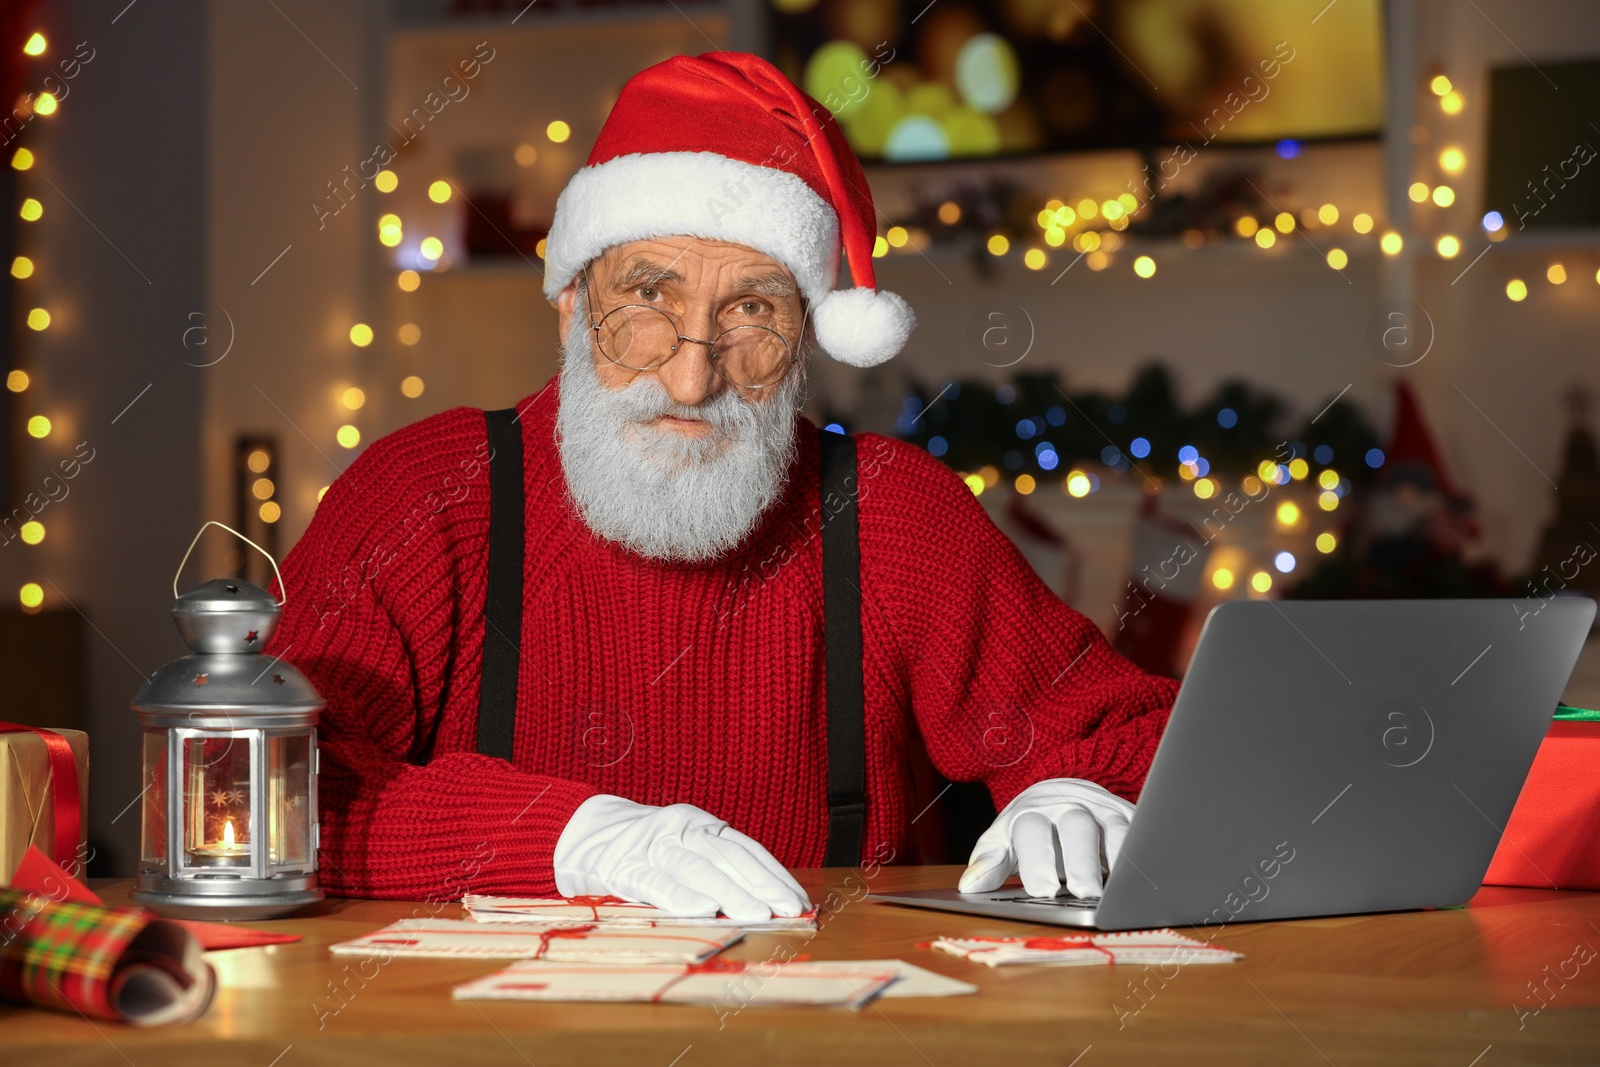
[
  {"left": 613, "top": 260, "right": 685, "bottom": 288},
  {"left": 732, "top": 272, "right": 797, "bottom": 300}
]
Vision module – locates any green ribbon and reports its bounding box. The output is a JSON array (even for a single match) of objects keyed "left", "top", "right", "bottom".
[{"left": 1554, "top": 704, "right": 1600, "bottom": 722}]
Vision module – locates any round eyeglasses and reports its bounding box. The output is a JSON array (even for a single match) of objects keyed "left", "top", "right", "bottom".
[{"left": 585, "top": 275, "right": 803, "bottom": 390}]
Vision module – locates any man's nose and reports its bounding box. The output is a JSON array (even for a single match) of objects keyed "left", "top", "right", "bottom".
[{"left": 656, "top": 306, "right": 724, "bottom": 407}]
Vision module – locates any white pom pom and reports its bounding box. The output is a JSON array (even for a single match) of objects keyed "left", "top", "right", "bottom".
[{"left": 813, "top": 287, "right": 915, "bottom": 368}]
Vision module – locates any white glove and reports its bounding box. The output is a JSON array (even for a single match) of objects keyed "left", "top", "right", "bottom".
[
  {"left": 553, "top": 795, "right": 811, "bottom": 921},
  {"left": 958, "top": 778, "right": 1134, "bottom": 899}
]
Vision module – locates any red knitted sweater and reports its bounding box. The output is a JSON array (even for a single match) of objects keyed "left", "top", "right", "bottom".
[{"left": 265, "top": 380, "right": 1177, "bottom": 900}]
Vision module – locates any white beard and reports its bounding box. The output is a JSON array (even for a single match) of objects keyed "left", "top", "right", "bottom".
[{"left": 555, "top": 292, "right": 807, "bottom": 563}]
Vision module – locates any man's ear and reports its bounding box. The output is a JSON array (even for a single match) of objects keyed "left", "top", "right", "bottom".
[{"left": 554, "top": 283, "right": 578, "bottom": 342}]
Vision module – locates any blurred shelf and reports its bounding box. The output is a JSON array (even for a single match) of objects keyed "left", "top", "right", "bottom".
[
  {"left": 423, "top": 258, "right": 549, "bottom": 276},
  {"left": 1474, "top": 226, "right": 1600, "bottom": 250},
  {"left": 390, "top": 1, "right": 727, "bottom": 39}
]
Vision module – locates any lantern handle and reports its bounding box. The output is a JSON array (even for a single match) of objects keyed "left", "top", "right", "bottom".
[{"left": 174, "top": 520, "right": 287, "bottom": 606}]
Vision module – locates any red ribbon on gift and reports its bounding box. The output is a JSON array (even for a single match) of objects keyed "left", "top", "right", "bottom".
[{"left": 0, "top": 722, "right": 82, "bottom": 871}]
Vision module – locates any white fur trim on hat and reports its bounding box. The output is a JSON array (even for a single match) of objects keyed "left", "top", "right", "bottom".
[
  {"left": 543, "top": 151, "right": 841, "bottom": 306},
  {"left": 813, "top": 287, "right": 915, "bottom": 367}
]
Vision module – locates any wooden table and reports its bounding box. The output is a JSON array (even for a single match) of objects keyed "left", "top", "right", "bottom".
[{"left": 6, "top": 867, "right": 1600, "bottom": 1065}]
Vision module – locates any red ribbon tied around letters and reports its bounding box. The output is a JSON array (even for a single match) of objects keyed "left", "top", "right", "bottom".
[
  {"left": 966, "top": 935, "right": 1115, "bottom": 962},
  {"left": 564, "top": 894, "right": 628, "bottom": 921},
  {"left": 0, "top": 722, "right": 82, "bottom": 870},
  {"left": 649, "top": 957, "right": 748, "bottom": 1002},
  {"left": 533, "top": 923, "right": 598, "bottom": 959}
]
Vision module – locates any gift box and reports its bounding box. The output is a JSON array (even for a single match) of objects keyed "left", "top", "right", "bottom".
[
  {"left": 0, "top": 723, "right": 89, "bottom": 880},
  {"left": 1483, "top": 707, "right": 1600, "bottom": 890}
]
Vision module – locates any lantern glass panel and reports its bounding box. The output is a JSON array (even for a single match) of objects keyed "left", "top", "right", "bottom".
[
  {"left": 267, "top": 733, "right": 313, "bottom": 869},
  {"left": 182, "top": 733, "right": 254, "bottom": 869},
  {"left": 140, "top": 729, "right": 168, "bottom": 870}
]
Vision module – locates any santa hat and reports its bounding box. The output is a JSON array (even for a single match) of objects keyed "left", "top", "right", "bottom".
[{"left": 542, "top": 51, "right": 914, "bottom": 368}]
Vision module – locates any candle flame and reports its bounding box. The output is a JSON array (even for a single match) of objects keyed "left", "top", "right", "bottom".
[{"left": 223, "top": 818, "right": 236, "bottom": 847}]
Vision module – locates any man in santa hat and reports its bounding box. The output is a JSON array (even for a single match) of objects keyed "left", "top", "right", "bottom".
[{"left": 267, "top": 52, "right": 1176, "bottom": 920}]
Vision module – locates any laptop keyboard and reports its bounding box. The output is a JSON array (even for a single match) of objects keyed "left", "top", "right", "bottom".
[{"left": 987, "top": 894, "right": 1100, "bottom": 909}]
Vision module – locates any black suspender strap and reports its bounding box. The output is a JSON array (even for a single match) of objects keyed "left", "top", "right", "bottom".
[
  {"left": 470, "top": 409, "right": 865, "bottom": 861},
  {"left": 476, "top": 407, "right": 525, "bottom": 761},
  {"left": 819, "top": 429, "right": 866, "bottom": 867}
]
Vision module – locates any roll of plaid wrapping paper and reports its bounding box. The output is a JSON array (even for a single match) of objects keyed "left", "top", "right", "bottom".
[{"left": 0, "top": 888, "right": 215, "bottom": 1025}]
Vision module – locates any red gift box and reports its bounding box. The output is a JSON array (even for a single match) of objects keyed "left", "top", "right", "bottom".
[{"left": 1483, "top": 719, "right": 1600, "bottom": 890}]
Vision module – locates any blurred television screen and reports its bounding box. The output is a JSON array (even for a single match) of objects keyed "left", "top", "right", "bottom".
[{"left": 770, "top": 0, "right": 1386, "bottom": 161}]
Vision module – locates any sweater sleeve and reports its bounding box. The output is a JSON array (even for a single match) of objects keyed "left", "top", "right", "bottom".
[
  {"left": 857, "top": 434, "right": 1179, "bottom": 810},
  {"left": 264, "top": 411, "right": 596, "bottom": 900}
]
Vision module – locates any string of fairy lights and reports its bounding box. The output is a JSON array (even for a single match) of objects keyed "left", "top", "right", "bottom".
[
  {"left": 862, "top": 68, "right": 1589, "bottom": 599},
  {"left": 868, "top": 72, "right": 1594, "bottom": 298},
  {"left": 8, "top": 29, "right": 56, "bottom": 614}
]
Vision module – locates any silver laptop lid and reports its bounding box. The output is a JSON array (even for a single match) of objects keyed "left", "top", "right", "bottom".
[{"left": 1094, "top": 597, "right": 1595, "bottom": 931}]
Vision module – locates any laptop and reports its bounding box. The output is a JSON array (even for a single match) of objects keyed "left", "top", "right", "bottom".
[{"left": 870, "top": 597, "right": 1596, "bottom": 932}]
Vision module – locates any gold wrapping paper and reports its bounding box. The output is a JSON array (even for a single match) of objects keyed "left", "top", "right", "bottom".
[{"left": 0, "top": 727, "right": 89, "bottom": 881}]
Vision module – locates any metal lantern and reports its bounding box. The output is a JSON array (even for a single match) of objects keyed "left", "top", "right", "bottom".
[{"left": 131, "top": 522, "right": 325, "bottom": 920}]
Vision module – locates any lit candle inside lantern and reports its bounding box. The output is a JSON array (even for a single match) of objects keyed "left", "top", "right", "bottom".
[{"left": 188, "top": 814, "right": 250, "bottom": 868}]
